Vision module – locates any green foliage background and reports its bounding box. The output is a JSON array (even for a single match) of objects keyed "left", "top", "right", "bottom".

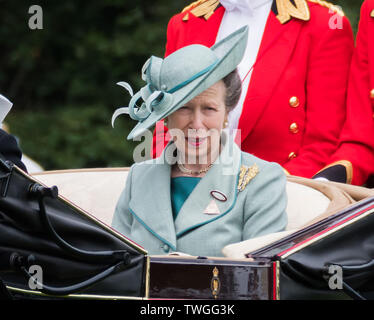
[{"left": 0, "top": 0, "right": 363, "bottom": 170}]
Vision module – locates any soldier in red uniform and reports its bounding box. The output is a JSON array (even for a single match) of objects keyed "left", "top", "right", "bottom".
[
  {"left": 153, "top": 0, "right": 354, "bottom": 179},
  {"left": 314, "top": 0, "right": 374, "bottom": 186}
]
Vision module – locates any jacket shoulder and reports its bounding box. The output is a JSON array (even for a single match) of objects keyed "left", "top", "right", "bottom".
[
  {"left": 307, "top": 0, "right": 345, "bottom": 17},
  {"left": 128, "top": 159, "right": 158, "bottom": 178},
  {"left": 181, "top": 0, "right": 210, "bottom": 13},
  {"left": 176, "top": 0, "right": 220, "bottom": 21},
  {"left": 304, "top": 0, "right": 352, "bottom": 36}
]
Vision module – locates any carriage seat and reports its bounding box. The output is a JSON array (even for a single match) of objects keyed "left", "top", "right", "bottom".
[{"left": 33, "top": 168, "right": 130, "bottom": 226}]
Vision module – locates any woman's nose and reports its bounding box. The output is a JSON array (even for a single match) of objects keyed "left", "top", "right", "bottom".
[{"left": 190, "top": 112, "right": 205, "bottom": 130}]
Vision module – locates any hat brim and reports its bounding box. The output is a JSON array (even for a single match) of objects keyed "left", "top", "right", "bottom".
[{"left": 127, "top": 25, "right": 248, "bottom": 140}]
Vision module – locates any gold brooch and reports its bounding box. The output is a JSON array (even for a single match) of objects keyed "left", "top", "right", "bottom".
[
  {"left": 371, "top": 9, "right": 374, "bottom": 18},
  {"left": 182, "top": 0, "right": 220, "bottom": 21},
  {"left": 237, "top": 164, "right": 259, "bottom": 192}
]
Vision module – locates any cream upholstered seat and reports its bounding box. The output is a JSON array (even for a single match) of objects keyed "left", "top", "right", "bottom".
[
  {"left": 32, "top": 168, "right": 374, "bottom": 257},
  {"left": 33, "top": 168, "right": 130, "bottom": 226}
]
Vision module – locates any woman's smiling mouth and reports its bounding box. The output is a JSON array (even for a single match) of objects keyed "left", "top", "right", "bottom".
[{"left": 186, "top": 136, "right": 207, "bottom": 147}]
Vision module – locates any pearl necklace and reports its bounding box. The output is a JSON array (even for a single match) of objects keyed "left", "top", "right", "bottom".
[{"left": 177, "top": 163, "right": 213, "bottom": 175}]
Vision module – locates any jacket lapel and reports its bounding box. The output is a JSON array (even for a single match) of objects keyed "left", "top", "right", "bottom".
[
  {"left": 237, "top": 10, "right": 304, "bottom": 143},
  {"left": 174, "top": 134, "right": 242, "bottom": 237},
  {"left": 129, "top": 154, "right": 177, "bottom": 250}
]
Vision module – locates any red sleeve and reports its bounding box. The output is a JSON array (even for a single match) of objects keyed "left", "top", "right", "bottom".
[
  {"left": 283, "top": 14, "right": 354, "bottom": 177},
  {"left": 324, "top": 1, "right": 374, "bottom": 185}
]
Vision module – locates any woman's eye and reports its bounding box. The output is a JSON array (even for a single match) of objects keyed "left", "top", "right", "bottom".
[{"left": 178, "top": 106, "right": 190, "bottom": 112}]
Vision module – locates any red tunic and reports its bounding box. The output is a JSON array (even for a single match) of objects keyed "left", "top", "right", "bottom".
[
  {"left": 318, "top": 0, "right": 374, "bottom": 185},
  {"left": 153, "top": 1, "right": 354, "bottom": 179}
]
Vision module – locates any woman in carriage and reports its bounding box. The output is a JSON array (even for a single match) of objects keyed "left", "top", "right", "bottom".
[{"left": 111, "top": 26, "right": 288, "bottom": 257}]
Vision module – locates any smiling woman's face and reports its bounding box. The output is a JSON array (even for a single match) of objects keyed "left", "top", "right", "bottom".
[{"left": 166, "top": 80, "right": 227, "bottom": 164}]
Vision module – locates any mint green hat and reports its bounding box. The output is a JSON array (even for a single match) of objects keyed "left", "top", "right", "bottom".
[{"left": 112, "top": 26, "right": 248, "bottom": 140}]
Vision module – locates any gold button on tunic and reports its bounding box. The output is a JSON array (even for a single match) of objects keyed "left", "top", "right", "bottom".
[
  {"left": 370, "top": 89, "right": 374, "bottom": 99},
  {"left": 288, "top": 152, "right": 297, "bottom": 160},
  {"left": 289, "top": 96, "right": 300, "bottom": 108},
  {"left": 289, "top": 122, "right": 299, "bottom": 134}
]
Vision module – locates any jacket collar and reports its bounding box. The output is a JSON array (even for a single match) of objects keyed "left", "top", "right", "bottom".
[
  {"left": 182, "top": 0, "right": 310, "bottom": 24},
  {"left": 220, "top": 0, "right": 272, "bottom": 13}
]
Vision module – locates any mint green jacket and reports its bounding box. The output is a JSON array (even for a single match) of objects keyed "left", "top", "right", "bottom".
[{"left": 112, "top": 136, "right": 287, "bottom": 257}]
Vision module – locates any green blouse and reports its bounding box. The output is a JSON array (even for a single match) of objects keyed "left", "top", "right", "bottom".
[{"left": 170, "top": 176, "right": 201, "bottom": 220}]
